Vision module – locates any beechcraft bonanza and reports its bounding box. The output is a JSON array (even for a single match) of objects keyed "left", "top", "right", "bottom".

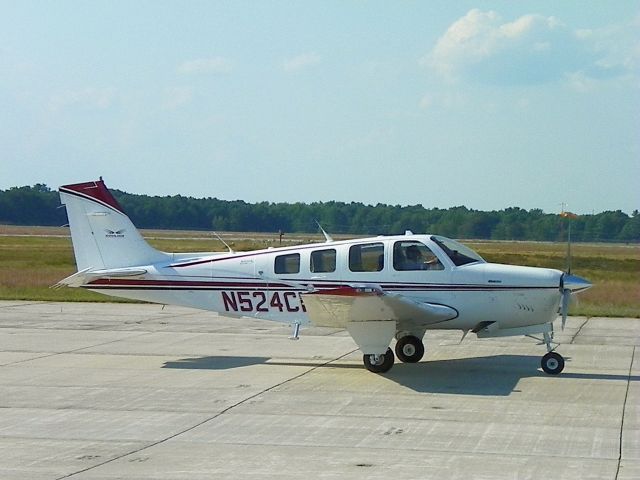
[{"left": 56, "top": 179, "right": 591, "bottom": 374}]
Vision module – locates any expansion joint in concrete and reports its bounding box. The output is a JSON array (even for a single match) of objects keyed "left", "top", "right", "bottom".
[
  {"left": 54, "top": 347, "right": 359, "bottom": 479},
  {"left": 569, "top": 317, "right": 590, "bottom": 344},
  {"left": 614, "top": 344, "right": 635, "bottom": 480}
]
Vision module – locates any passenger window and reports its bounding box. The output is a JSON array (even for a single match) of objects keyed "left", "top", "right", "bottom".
[
  {"left": 310, "top": 249, "right": 336, "bottom": 273},
  {"left": 275, "top": 253, "right": 300, "bottom": 274},
  {"left": 349, "top": 243, "right": 384, "bottom": 272},
  {"left": 393, "top": 241, "right": 444, "bottom": 271}
]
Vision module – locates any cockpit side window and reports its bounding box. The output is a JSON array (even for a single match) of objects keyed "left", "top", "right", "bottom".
[{"left": 393, "top": 241, "right": 444, "bottom": 271}]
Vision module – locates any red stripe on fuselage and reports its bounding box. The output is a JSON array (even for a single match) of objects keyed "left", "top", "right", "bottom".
[
  {"left": 83, "top": 278, "right": 557, "bottom": 292},
  {"left": 86, "top": 278, "right": 298, "bottom": 289}
]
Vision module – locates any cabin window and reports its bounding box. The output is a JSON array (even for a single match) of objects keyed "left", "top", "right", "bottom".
[
  {"left": 274, "top": 253, "right": 300, "bottom": 274},
  {"left": 310, "top": 249, "right": 336, "bottom": 273},
  {"left": 393, "top": 241, "right": 444, "bottom": 271},
  {"left": 349, "top": 243, "right": 384, "bottom": 272}
]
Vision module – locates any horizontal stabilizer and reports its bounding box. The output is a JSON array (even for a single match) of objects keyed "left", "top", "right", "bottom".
[{"left": 52, "top": 267, "right": 147, "bottom": 288}]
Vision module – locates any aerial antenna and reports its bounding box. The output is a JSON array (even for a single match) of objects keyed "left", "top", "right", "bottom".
[
  {"left": 212, "top": 231, "right": 235, "bottom": 253},
  {"left": 315, "top": 220, "right": 334, "bottom": 243}
]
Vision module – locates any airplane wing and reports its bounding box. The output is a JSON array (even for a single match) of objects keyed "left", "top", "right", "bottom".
[{"left": 301, "top": 286, "right": 458, "bottom": 328}]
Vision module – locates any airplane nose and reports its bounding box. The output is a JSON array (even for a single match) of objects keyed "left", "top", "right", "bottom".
[{"left": 561, "top": 273, "right": 592, "bottom": 292}]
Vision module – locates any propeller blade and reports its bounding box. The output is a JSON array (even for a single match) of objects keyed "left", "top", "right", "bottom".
[
  {"left": 559, "top": 271, "right": 591, "bottom": 331},
  {"left": 561, "top": 288, "right": 571, "bottom": 330}
]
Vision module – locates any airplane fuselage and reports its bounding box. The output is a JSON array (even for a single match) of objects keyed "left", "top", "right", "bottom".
[{"left": 82, "top": 234, "right": 564, "bottom": 332}]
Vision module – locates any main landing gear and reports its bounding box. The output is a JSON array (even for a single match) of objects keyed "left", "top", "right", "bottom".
[
  {"left": 395, "top": 335, "right": 425, "bottom": 363},
  {"left": 362, "top": 335, "right": 426, "bottom": 373},
  {"left": 540, "top": 331, "right": 565, "bottom": 375}
]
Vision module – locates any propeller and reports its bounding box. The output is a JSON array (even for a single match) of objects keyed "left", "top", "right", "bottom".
[
  {"left": 558, "top": 210, "right": 591, "bottom": 330},
  {"left": 559, "top": 272, "right": 592, "bottom": 330},
  {"left": 559, "top": 209, "right": 575, "bottom": 330}
]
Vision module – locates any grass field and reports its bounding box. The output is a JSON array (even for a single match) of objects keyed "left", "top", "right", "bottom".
[{"left": 1, "top": 225, "right": 638, "bottom": 317}]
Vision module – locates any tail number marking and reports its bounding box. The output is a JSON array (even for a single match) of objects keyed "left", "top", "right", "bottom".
[{"left": 222, "top": 291, "right": 306, "bottom": 313}]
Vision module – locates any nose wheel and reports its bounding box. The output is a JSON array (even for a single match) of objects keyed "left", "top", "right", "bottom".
[
  {"left": 363, "top": 348, "right": 395, "bottom": 373},
  {"left": 541, "top": 351, "right": 565, "bottom": 375}
]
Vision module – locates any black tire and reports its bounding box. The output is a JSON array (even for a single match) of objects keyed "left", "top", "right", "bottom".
[
  {"left": 363, "top": 348, "right": 395, "bottom": 373},
  {"left": 395, "top": 335, "right": 425, "bottom": 363},
  {"left": 541, "top": 352, "right": 565, "bottom": 375}
]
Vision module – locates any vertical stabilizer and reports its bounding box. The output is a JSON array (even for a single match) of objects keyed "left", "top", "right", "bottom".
[{"left": 59, "top": 179, "right": 168, "bottom": 271}]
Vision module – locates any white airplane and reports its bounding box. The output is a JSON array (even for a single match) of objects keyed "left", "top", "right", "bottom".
[{"left": 56, "top": 179, "right": 591, "bottom": 375}]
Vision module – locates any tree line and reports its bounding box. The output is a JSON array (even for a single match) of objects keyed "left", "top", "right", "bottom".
[{"left": 1, "top": 184, "right": 638, "bottom": 242}]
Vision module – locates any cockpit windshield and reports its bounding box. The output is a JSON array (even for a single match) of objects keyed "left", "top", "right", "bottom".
[{"left": 431, "top": 236, "right": 485, "bottom": 266}]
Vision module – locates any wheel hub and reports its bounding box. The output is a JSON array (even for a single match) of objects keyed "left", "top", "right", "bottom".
[
  {"left": 402, "top": 344, "right": 416, "bottom": 356},
  {"left": 370, "top": 354, "right": 384, "bottom": 366}
]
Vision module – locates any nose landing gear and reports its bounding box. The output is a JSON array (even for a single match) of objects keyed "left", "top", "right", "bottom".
[
  {"left": 540, "top": 331, "right": 565, "bottom": 375},
  {"left": 541, "top": 351, "right": 565, "bottom": 374},
  {"left": 363, "top": 348, "right": 395, "bottom": 373}
]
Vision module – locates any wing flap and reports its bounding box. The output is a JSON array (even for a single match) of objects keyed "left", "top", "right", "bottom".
[{"left": 301, "top": 286, "right": 457, "bottom": 328}]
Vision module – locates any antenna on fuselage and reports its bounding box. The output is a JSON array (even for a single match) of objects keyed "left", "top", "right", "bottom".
[
  {"left": 212, "top": 231, "right": 235, "bottom": 253},
  {"left": 315, "top": 220, "right": 334, "bottom": 243}
]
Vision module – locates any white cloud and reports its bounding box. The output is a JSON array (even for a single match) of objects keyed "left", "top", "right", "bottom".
[
  {"left": 178, "top": 57, "right": 233, "bottom": 75},
  {"left": 422, "top": 9, "right": 500, "bottom": 78},
  {"left": 585, "top": 22, "right": 640, "bottom": 73},
  {"left": 282, "top": 52, "right": 321, "bottom": 72},
  {"left": 422, "top": 9, "right": 637, "bottom": 86},
  {"left": 48, "top": 87, "right": 116, "bottom": 112},
  {"left": 161, "top": 86, "right": 193, "bottom": 110}
]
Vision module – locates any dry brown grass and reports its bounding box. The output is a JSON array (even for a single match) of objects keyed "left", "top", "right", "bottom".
[{"left": 1, "top": 226, "right": 638, "bottom": 316}]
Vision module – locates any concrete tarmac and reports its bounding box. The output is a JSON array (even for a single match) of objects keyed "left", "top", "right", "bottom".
[{"left": 0, "top": 300, "right": 638, "bottom": 479}]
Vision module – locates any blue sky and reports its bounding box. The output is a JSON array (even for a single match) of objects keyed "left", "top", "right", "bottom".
[{"left": 1, "top": 1, "right": 638, "bottom": 214}]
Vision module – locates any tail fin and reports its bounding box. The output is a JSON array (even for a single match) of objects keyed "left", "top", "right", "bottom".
[{"left": 59, "top": 179, "right": 168, "bottom": 271}]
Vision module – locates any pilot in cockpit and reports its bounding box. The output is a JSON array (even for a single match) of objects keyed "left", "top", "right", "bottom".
[
  {"left": 404, "top": 245, "right": 426, "bottom": 270},
  {"left": 400, "top": 244, "right": 444, "bottom": 271}
]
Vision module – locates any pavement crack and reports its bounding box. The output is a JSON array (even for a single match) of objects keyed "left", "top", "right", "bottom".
[
  {"left": 569, "top": 317, "right": 590, "bottom": 344},
  {"left": 54, "top": 348, "right": 358, "bottom": 480},
  {"left": 614, "top": 344, "right": 635, "bottom": 480}
]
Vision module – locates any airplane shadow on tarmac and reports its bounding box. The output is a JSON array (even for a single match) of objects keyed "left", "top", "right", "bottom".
[{"left": 163, "top": 354, "right": 639, "bottom": 396}]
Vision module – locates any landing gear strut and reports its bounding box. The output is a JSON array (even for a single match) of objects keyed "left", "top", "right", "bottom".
[
  {"left": 395, "top": 335, "right": 425, "bottom": 363},
  {"left": 540, "top": 331, "right": 565, "bottom": 375},
  {"left": 363, "top": 348, "right": 395, "bottom": 373}
]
